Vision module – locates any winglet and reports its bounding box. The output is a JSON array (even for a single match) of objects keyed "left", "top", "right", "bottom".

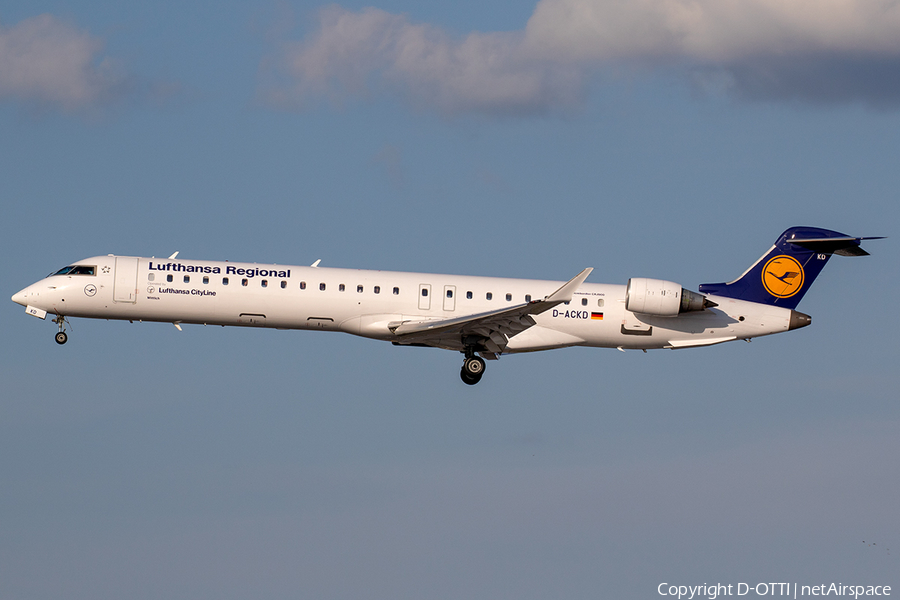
[
  {"left": 168, "top": 252, "right": 179, "bottom": 260},
  {"left": 541, "top": 268, "right": 593, "bottom": 304},
  {"left": 311, "top": 259, "right": 321, "bottom": 268}
]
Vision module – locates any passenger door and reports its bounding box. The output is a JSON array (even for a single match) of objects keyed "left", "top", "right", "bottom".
[{"left": 114, "top": 257, "right": 139, "bottom": 303}]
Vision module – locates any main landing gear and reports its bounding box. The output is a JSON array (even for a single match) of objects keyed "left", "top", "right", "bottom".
[
  {"left": 460, "top": 351, "right": 486, "bottom": 385},
  {"left": 53, "top": 314, "right": 68, "bottom": 345}
]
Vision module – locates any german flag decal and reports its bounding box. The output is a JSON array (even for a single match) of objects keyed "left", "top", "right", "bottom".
[{"left": 591, "top": 312, "right": 604, "bottom": 320}]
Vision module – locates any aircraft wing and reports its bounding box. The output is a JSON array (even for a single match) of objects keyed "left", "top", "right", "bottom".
[{"left": 389, "top": 268, "right": 592, "bottom": 356}]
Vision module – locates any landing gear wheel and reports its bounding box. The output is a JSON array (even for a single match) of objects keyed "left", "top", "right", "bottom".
[
  {"left": 460, "top": 356, "right": 486, "bottom": 385},
  {"left": 53, "top": 314, "right": 69, "bottom": 345},
  {"left": 460, "top": 367, "right": 482, "bottom": 385},
  {"left": 463, "top": 356, "right": 485, "bottom": 376}
]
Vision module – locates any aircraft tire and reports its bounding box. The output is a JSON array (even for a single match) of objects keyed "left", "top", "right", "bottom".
[
  {"left": 461, "top": 356, "right": 485, "bottom": 385},
  {"left": 460, "top": 367, "right": 482, "bottom": 385},
  {"left": 55, "top": 331, "right": 68, "bottom": 345}
]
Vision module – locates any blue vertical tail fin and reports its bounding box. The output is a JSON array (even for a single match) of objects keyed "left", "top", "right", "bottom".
[{"left": 699, "top": 227, "right": 880, "bottom": 309}]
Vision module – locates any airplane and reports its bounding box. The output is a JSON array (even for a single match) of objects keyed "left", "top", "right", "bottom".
[{"left": 11, "top": 227, "right": 880, "bottom": 385}]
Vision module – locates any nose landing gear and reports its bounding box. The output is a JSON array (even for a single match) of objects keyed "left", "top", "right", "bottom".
[{"left": 53, "top": 315, "right": 69, "bottom": 345}]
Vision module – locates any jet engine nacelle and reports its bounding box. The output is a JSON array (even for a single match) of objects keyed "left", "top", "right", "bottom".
[{"left": 625, "top": 277, "right": 713, "bottom": 317}]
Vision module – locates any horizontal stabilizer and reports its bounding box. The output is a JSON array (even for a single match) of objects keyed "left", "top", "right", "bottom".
[{"left": 786, "top": 236, "right": 884, "bottom": 256}]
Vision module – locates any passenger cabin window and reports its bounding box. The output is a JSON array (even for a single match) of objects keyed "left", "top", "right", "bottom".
[
  {"left": 582, "top": 298, "right": 588, "bottom": 306},
  {"left": 300, "top": 281, "right": 306, "bottom": 290},
  {"left": 167, "top": 274, "right": 173, "bottom": 283},
  {"left": 466, "top": 291, "right": 472, "bottom": 299},
  {"left": 261, "top": 280, "right": 268, "bottom": 287},
  {"left": 598, "top": 299, "right": 604, "bottom": 307},
  {"left": 447, "top": 289, "right": 453, "bottom": 298},
  {"left": 242, "top": 279, "right": 248, "bottom": 286},
  {"left": 525, "top": 294, "right": 531, "bottom": 302},
  {"left": 148, "top": 273, "right": 155, "bottom": 282},
  {"left": 393, "top": 287, "right": 399, "bottom": 295},
  {"left": 203, "top": 276, "right": 209, "bottom": 284},
  {"left": 223, "top": 277, "right": 229, "bottom": 285},
  {"left": 422, "top": 288, "right": 429, "bottom": 297},
  {"left": 281, "top": 280, "right": 287, "bottom": 289},
  {"left": 374, "top": 286, "right": 380, "bottom": 294},
  {"left": 339, "top": 284, "right": 345, "bottom": 292},
  {"left": 319, "top": 283, "right": 326, "bottom": 291},
  {"left": 486, "top": 292, "right": 492, "bottom": 300},
  {"left": 357, "top": 285, "right": 363, "bottom": 293},
  {"left": 184, "top": 275, "right": 190, "bottom": 283},
  {"left": 506, "top": 293, "right": 512, "bottom": 301}
]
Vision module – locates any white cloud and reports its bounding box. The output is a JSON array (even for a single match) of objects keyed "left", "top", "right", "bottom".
[
  {"left": 525, "top": 0, "right": 900, "bottom": 62},
  {"left": 262, "top": 0, "right": 900, "bottom": 114},
  {"left": 260, "top": 5, "right": 583, "bottom": 115},
  {"left": 0, "top": 14, "right": 125, "bottom": 111}
]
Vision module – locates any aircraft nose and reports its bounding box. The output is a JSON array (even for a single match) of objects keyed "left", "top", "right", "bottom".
[{"left": 12, "top": 288, "right": 28, "bottom": 306}]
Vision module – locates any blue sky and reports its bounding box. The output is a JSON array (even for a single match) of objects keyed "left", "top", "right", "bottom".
[{"left": 2, "top": 1, "right": 898, "bottom": 598}]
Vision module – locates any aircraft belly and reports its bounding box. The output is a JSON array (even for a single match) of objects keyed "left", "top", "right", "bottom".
[
  {"left": 339, "top": 313, "right": 410, "bottom": 339},
  {"left": 505, "top": 326, "right": 585, "bottom": 352},
  {"left": 99, "top": 292, "right": 226, "bottom": 324},
  {"left": 549, "top": 303, "right": 753, "bottom": 350}
]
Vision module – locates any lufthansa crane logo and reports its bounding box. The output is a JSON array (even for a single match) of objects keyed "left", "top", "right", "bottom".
[
  {"left": 762, "top": 255, "right": 804, "bottom": 298},
  {"left": 84, "top": 284, "right": 97, "bottom": 297}
]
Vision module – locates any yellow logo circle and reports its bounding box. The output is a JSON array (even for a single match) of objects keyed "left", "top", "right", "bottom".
[{"left": 762, "top": 255, "right": 805, "bottom": 298}]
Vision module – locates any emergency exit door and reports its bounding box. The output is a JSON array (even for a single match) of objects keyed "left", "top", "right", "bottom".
[
  {"left": 418, "top": 284, "right": 431, "bottom": 310},
  {"left": 443, "top": 285, "right": 456, "bottom": 311}
]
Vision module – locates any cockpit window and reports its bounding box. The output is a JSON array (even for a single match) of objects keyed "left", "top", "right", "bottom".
[{"left": 51, "top": 265, "right": 96, "bottom": 276}]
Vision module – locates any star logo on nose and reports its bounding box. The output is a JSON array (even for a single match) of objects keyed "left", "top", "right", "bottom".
[{"left": 101, "top": 266, "right": 111, "bottom": 274}]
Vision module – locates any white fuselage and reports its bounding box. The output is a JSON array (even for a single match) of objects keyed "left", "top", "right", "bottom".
[{"left": 12, "top": 255, "right": 796, "bottom": 352}]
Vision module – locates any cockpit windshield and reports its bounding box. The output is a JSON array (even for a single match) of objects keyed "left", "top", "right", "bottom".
[{"left": 50, "top": 265, "right": 96, "bottom": 276}]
